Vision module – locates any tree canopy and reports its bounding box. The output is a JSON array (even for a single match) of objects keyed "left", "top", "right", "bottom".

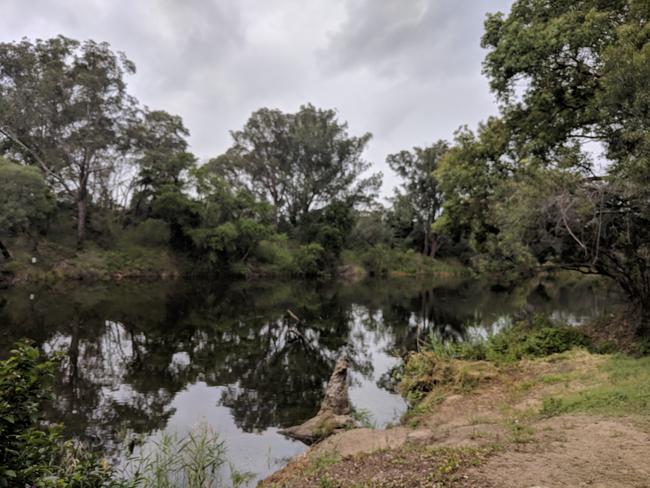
[
  {"left": 213, "top": 104, "right": 382, "bottom": 227},
  {"left": 0, "top": 36, "right": 137, "bottom": 246}
]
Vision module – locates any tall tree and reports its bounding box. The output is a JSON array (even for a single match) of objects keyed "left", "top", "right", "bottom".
[
  {"left": 0, "top": 36, "right": 137, "bottom": 247},
  {"left": 387, "top": 141, "right": 448, "bottom": 257},
  {"left": 213, "top": 104, "right": 382, "bottom": 226},
  {"left": 482, "top": 0, "right": 649, "bottom": 167},
  {"left": 476, "top": 0, "right": 650, "bottom": 327}
]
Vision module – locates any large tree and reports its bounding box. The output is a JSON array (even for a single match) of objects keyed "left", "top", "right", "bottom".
[
  {"left": 0, "top": 36, "right": 137, "bottom": 247},
  {"left": 473, "top": 0, "right": 650, "bottom": 327},
  {"left": 213, "top": 104, "right": 382, "bottom": 227},
  {"left": 387, "top": 141, "right": 448, "bottom": 257}
]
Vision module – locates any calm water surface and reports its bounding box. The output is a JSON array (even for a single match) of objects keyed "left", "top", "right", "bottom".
[{"left": 0, "top": 277, "right": 617, "bottom": 484}]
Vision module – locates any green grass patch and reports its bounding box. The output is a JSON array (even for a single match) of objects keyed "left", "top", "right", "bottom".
[
  {"left": 305, "top": 451, "right": 341, "bottom": 477},
  {"left": 539, "top": 355, "right": 650, "bottom": 417}
]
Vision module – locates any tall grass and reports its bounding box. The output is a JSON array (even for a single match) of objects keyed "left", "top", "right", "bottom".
[{"left": 120, "top": 424, "right": 253, "bottom": 488}]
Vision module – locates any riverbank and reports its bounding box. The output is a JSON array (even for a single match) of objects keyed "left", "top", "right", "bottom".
[
  {"left": 0, "top": 240, "right": 182, "bottom": 286},
  {"left": 261, "top": 324, "right": 650, "bottom": 487},
  {"left": 0, "top": 236, "right": 471, "bottom": 287}
]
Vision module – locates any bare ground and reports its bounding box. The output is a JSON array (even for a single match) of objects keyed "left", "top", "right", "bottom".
[{"left": 260, "top": 351, "right": 650, "bottom": 487}]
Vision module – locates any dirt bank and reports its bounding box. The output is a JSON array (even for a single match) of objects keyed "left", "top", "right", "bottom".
[{"left": 261, "top": 350, "right": 650, "bottom": 487}]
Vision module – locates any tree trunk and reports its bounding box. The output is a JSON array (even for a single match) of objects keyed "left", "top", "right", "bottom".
[
  {"left": 76, "top": 193, "right": 87, "bottom": 249},
  {"left": 423, "top": 221, "right": 430, "bottom": 256},
  {"left": 0, "top": 239, "right": 12, "bottom": 260},
  {"left": 430, "top": 233, "right": 440, "bottom": 259}
]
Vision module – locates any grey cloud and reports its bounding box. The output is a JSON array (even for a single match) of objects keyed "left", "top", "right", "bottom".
[{"left": 322, "top": 0, "right": 512, "bottom": 80}]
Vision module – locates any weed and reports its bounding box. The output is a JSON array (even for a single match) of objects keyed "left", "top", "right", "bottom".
[
  {"left": 305, "top": 451, "right": 340, "bottom": 477},
  {"left": 351, "top": 408, "right": 375, "bottom": 429}
]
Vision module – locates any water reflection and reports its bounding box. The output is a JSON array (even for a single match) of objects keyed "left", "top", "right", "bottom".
[{"left": 0, "top": 276, "right": 617, "bottom": 482}]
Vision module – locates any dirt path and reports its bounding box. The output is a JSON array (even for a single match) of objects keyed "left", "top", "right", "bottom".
[
  {"left": 467, "top": 416, "right": 650, "bottom": 488},
  {"left": 261, "top": 351, "right": 650, "bottom": 487}
]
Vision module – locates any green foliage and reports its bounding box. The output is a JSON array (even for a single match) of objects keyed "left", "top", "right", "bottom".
[
  {"left": 130, "top": 110, "right": 197, "bottom": 220},
  {"left": 212, "top": 104, "right": 381, "bottom": 227},
  {"left": 124, "top": 219, "right": 171, "bottom": 248},
  {"left": 424, "top": 321, "right": 590, "bottom": 363},
  {"left": 0, "top": 341, "right": 116, "bottom": 487},
  {"left": 0, "top": 36, "right": 138, "bottom": 245},
  {"left": 294, "top": 243, "right": 328, "bottom": 278},
  {"left": 0, "top": 158, "right": 53, "bottom": 259},
  {"left": 387, "top": 141, "right": 448, "bottom": 256}
]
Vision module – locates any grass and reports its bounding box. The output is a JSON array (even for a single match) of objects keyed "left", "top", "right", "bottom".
[
  {"left": 120, "top": 424, "right": 253, "bottom": 488},
  {"left": 341, "top": 247, "right": 471, "bottom": 279},
  {"left": 2, "top": 238, "right": 180, "bottom": 284},
  {"left": 539, "top": 354, "right": 650, "bottom": 418},
  {"left": 304, "top": 451, "right": 341, "bottom": 477}
]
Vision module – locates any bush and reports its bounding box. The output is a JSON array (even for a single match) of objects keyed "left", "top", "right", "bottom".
[
  {"left": 486, "top": 325, "right": 590, "bottom": 361},
  {"left": 0, "top": 341, "right": 116, "bottom": 487},
  {"left": 294, "top": 243, "right": 328, "bottom": 278},
  {"left": 424, "top": 323, "right": 591, "bottom": 363},
  {"left": 129, "top": 219, "right": 171, "bottom": 247},
  {"left": 359, "top": 245, "right": 391, "bottom": 277}
]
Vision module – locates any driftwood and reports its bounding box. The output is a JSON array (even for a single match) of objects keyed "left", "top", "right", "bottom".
[{"left": 279, "top": 353, "right": 355, "bottom": 444}]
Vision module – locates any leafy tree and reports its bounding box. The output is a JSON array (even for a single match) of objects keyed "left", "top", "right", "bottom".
[
  {"left": 130, "top": 110, "right": 196, "bottom": 219},
  {"left": 482, "top": 0, "right": 649, "bottom": 167},
  {"left": 387, "top": 141, "right": 448, "bottom": 257},
  {"left": 434, "top": 119, "right": 512, "bottom": 249},
  {"left": 297, "top": 200, "right": 356, "bottom": 267},
  {"left": 476, "top": 0, "right": 650, "bottom": 326},
  {"left": 348, "top": 209, "right": 392, "bottom": 249},
  {"left": 188, "top": 169, "right": 277, "bottom": 270},
  {"left": 0, "top": 158, "right": 53, "bottom": 260},
  {"left": 213, "top": 104, "right": 382, "bottom": 227},
  {"left": 0, "top": 36, "right": 137, "bottom": 247}
]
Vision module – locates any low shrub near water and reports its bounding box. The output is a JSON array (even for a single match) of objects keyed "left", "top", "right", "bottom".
[
  {"left": 399, "top": 320, "right": 593, "bottom": 413},
  {"left": 424, "top": 321, "right": 591, "bottom": 363},
  {"left": 0, "top": 341, "right": 115, "bottom": 487}
]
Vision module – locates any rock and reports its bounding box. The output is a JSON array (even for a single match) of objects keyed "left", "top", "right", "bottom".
[{"left": 279, "top": 354, "right": 355, "bottom": 444}]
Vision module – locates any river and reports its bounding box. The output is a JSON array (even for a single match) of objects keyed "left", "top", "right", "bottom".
[{"left": 0, "top": 276, "right": 617, "bottom": 485}]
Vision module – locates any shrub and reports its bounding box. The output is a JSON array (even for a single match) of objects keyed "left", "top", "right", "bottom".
[
  {"left": 294, "top": 243, "right": 328, "bottom": 278},
  {"left": 0, "top": 341, "right": 116, "bottom": 487},
  {"left": 359, "top": 245, "right": 391, "bottom": 277},
  {"left": 131, "top": 219, "right": 171, "bottom": 247},
  {"left": 423, "top": 322, "right": 591, "bottom": 364}
]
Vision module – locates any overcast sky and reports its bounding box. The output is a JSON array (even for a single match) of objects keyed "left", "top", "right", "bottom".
[{"left": 2, "top": 0, "right": 514, "bottom": 196}]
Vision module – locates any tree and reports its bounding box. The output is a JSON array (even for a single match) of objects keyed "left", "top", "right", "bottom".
[
  {"left": 130, "top": 110, "right": 196, "bottom": 219},
  {"left": 477, "top": 0, "right": 650, "bottom": 327},
  {"left": 0, "top": 36, "right": 137, "bottom": 247},
  {"left": 482, "top": 0, "right": 649, "bottom": 167},
  {"left": 434, "top": 119, "right": 513, "bottom": 248},
  {"left": 213, "top": 104, "right": 382, "bottom": 227},
  {"left": 387, "top": 141, "right": 448, "bottom": 257},
  {"left": 188, "top": 168, "right": 277, "bottom": 270},
  {"left": 0, "top": 158, "right": 53, "bottom": 260}
]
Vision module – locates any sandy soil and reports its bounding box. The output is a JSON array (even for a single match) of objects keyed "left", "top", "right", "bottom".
[{"left": 261, "top": 352, "right": 650, "bottom": 488}]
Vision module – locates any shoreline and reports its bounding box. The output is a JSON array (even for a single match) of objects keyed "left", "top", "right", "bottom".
[{"left": 260, "top": 345, "right": 650, "bottom": 487}]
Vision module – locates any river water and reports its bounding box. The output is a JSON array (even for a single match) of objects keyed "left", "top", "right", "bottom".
[{"left": 0, "top": 276, "right": 617, "bottom": 484}]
